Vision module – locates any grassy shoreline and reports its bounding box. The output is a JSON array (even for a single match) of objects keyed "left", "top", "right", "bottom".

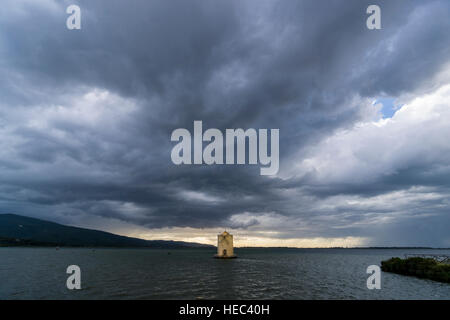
[{"left": 381, "top": 257, "right": 450, "bottom": 283}]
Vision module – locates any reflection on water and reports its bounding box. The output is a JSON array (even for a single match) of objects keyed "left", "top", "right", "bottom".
[{"left": 0, "top": 247, "right": 449, "bottom": 299}]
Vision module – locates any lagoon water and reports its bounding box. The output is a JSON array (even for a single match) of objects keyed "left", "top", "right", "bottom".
[{"left": 0, "top": 247, "right": 449, "bottom": 299}]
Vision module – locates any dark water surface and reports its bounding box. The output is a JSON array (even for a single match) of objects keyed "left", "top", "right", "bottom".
[{"left": 0, "top": 247, "right": 449, "bottom": 299}]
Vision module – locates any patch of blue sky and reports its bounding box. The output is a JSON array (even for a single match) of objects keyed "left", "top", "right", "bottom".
[{"left": 374, "top": 97, "right": 403, "bottom": 118}]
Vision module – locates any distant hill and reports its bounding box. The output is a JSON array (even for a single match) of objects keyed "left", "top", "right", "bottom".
[{"left": 0, "top": 214, "right": 213, "bottom": 248}]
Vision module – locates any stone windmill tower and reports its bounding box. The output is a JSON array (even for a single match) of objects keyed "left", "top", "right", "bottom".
[{"left": 214, "top": 231, "right": 237, "bottom": 259}]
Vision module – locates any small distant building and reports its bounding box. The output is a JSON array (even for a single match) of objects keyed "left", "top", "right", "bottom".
[{"left": 214, "top": 231, "right": 236, "bottom": 259}]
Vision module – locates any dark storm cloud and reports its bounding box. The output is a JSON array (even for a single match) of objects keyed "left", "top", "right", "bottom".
[{"left": 1, "top": 0, "right": 450, "bottom": 246}]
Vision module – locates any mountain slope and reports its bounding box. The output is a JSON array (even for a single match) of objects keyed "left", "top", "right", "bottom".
[{"left": 0, "top": 214, "right": 212, "bottom": 248}]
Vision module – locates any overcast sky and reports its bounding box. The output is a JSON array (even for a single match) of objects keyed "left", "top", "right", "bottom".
[{"left": 1, "top": 0, "right": 449, "bottom": 247}]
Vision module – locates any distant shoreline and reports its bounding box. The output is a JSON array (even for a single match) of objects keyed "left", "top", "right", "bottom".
[{"left": 2, "top": 214, "right": 449, "bottom": 251}]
